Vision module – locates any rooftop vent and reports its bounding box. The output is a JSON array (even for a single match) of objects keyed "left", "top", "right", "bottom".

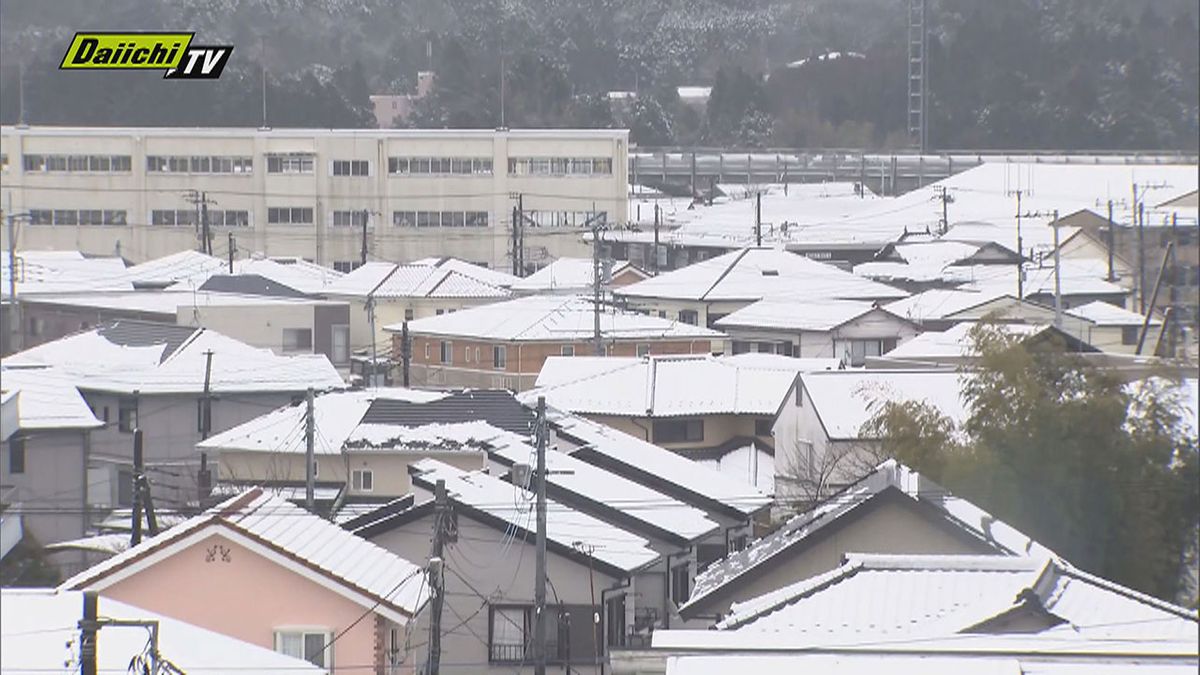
[{"left": 761, "top": 269, "right": 779, "bottom": 277}]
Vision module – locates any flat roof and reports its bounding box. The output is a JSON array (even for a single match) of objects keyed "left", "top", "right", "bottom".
[{"left": 1, "top": 125, "right": 629, "bottom": 140}]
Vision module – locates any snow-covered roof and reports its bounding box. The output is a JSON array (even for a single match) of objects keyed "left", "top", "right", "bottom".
[
  {"left": 2, "top": 589, "right": 321, "bottom": 674},
  {"left": 62, "top": 488, "right": 428, "bottom": 622},
  {"left": 126, "top": 250, "right": 226, "bottom": 288},
  {"left": 885, "top": 323, "right": 1048, "bottom": 360},
  {"left": 1, "top": 250, "right": 133, "bottom": 296},
  {"left": 24, "top": 289, "right": 341, "bottom": 315},
  {"left": 715, "top": 553, "right": 1198, "bottom": 643},
  {"left": 952, "top": 261, "right": 1129, "bottom": 298},
  {"left": 511, "top": 258, "right": 645, "bottom": 292},
  {"left": 409, "top": 256, "right": 521, "bottom": 289},
  {"left": 323, "top": 261, "right": 509, "bottom": 299},
  {"left": 409, "top": 459, "right": 660, "bottom": 573},
  {"left": 0, "top": 366, "right": 102, "bottom": 430},
  {"left": 615, "top": 248, "right": 906, "bottom": 303},
  {"left": 715, "top": 299, "right": 909, "bottom": 332},
  {"left": 6, "top": 321, "right": 344, "bottom": 395},
  {"left": 157, "top": 254, "right": 346, "bottom": 295},
  {"left": 885, "top": 289, "right": 1012, "bottom": 323},
  {"left": 855, "top": 241, "right": 998, "bottom": 283},
  {"left": 1069, "top": 300, "right": 1158, "bottom": 326},
  {"left": 685, "top": 460, "right": 1051, "bottom": 616},
  {"left": 665, "top": 653, "right": 1198, "bottom": 675},
  {"left": 388, "top": 294, "right": 723, "bottom": 341},
  {"left": 532, "top": 354, "right": 807, "bottom": 417},
  {"left": 799, "top": 370, "right": 970, "bottom": 440}
]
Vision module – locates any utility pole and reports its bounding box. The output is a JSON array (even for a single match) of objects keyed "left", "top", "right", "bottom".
[
  {"left": 935, "top": 185, "right": 952, "bottom": 235},
  {"left": 198, "top": 350, "right": 214, "bottom": 497},
  {"left": 401, "top": 321, "right": 411, "bottom": 387},
  {"left": 227, "top": 232, "right": 236, "bottom": 273},
  {"left": 534, "top": 396, "right": 548, "bottom": 675},
  {"left": 201, "top": 192, "right": 212, "bottom": 256},
  {"left": 1137, "top": 201, "right": 1146, "bottom": 313},
  {"left": 1015, "top": 190, "right": 1024, "bottom": 299},
  {"left": 1106, "top": 199, "right": 1115, "bottom": 282},
  {"left": 517, "top": 194, "right": 525, "bottom": 276},
  {"left": 1167, "top": 213, "right": 1178, "bottom": 357},
  {"left": 511, "top": 203, "right": 521, "bottom": 277},
  {"left": 304, "top": 386, "right": 315, "bottom": 511},
  {"left": 81, "top": 591, "right": 98, "bottom": 675},
  {"left": 131, "top": 429, "right": 145, "bottom": 547},
  {"left": 1052, "top": 209, "right": 1062, "bottom": 328},
  {"left": 591, "top": 214, "right": 604, "bottom": 356},
  {"left": 427, "top": 478, "right": 448, "bottom": 675},
  {"left": 6, "top": 195, "right": 29, "bottom": 354},
  {"left": 652, "top": 203, "right": 661, "bottom": 275},
  {"left": 360, "top": 209, "right": 370, "bottom": 267},
  {"left": 1136, "top": 242, "right": 1174, "bottom": 356},
  {"left": 754, "top": 191, "right": 762, "bottom": 246}
]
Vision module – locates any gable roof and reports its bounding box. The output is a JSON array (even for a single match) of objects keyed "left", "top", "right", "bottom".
[
  {"left": 323, "top": 262, "right": 509, "bottom": 299},
  {"left": 61, "top": 489, "right": 428, "bottom": 623},
  {"left": 198, "top": 273, "right": 313, "bottom": 298},
  {"left": 683, "top": 460, "right": 1052, "bottom": 618},
  {"left": 510, "top": 258, "right": 647, "bottom": 292},
  {"left": 0, "top": 366, "right": 103, "bottom": 430},
  {"left": 615, "top": 248, "right": 906, "bottom": 303},
  {"left": 884, "top": 322, "right": 1097, "bottom": 361},
  {"left": 126, "top": 250, "right": 226, "bottom": 289},
  {"left": 799, "top": 370, "right": 970, "bottom": 441},
  {"left": 388, "top": 294, "right": 724, "bottom": 341},
  {"left": 884, "top": 289, "right": 1014, "bottom": 323},
  {"left": 409, "top": 256, "right": 521, "bottom": 289},
  {"left": 362, "top": 389, "right": 534, "bottom": 434},
  {"left": 154, "top": 255, "right": 346, "bottom": 295},
  {"left": 531, "top": 354, "right": 807, "bottom": 417},
  {"left": 1, "top": 250, "right": 133, "bottom": 296},
  {"left": 715, "top": 298, "right": 911, "bottom": 332},
  {"left": 1069, "top": 300, "right": 1159, "bottom": 327}
]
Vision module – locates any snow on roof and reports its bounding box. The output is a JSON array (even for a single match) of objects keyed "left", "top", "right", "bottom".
[
  {"left": 409, "top": 256, "right": 521, "bottom": 289},
  {"left": 714, "top": 552, "right": 1198, "bottom": 643},
  {"left": 532, "top": 354, "right": 805, "bottom": 417},
  {"left": 715, "top": 299, "right": 905, "bottom": 332},
  {"left": 542, "top": 405, "right": 773, "bottom": 516},
  {"left": 1, "top": 251, "right": 133, "bottom": 295},
  {"left": 388, "top": 294, "right": 724, "bottom": 341},
  {"left": 0, "top": 367, "right": 102, "bottom": 430},
  {"left": 62, "top": 489, "right": 428, "bottom": 621},
  {"left": 7, "top": 322, "right": 344, "bottom": 395},
  {"left": 199, "top": 388, "right": 449, "bottom": 455},
  {"left": 324, "top": 262, "right": 509, "bottom": 299},
  {"left": 2, "top": 589, "right": 321, "bottom": 674},
  {"left": 126, "top": 250, "right": 226, "bottom": 288},
  {"left": 1069, "top": 300, "right": 1157, "bottom": 326},
  {"left": 885, "top": 323, "right": 1046, "bottom": 360},
  {"left": 615, "top": 248, "right": 906, "bottom": 303},
  {"left": 25, "top": 288, "right": 339, "bottom": 315},
  {"left": 157, "top": 255, "right": 345, "bottom": 295},
  {"left": 685, "top": 460, "right": 1050, "bottom": 614},
  {"left": 952, "top": 262, "right": 1129, "bottom": 298},
  {"left": 885, "top": 289, "right": 1011, "bottom": 322},
  {"left": 665, "top": 653, "right": 1198, "bottom": 675},
  {"left": 676, "top": 86, "right": 712, "bottom": 99},
  {"left": 410, "top": 459, "right": 660, "bottom": 572},
  {"left": 800, "top": 370, "right": 970, "bottom": 440},
  {"left": 511, "top": 258, "right": 644, "bottom": 292}
]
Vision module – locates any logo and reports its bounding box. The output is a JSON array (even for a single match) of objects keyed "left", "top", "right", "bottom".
[{"left": 60, "top": 32, "right": 233, "bottom": 79}]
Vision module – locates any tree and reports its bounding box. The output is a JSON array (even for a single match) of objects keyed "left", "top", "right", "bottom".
[
  {"left": 627, "top": 95, "right": 673, "bottom": 146},
  {"left": 865, "top": 322, "right": 1200, "bottom": 602}
]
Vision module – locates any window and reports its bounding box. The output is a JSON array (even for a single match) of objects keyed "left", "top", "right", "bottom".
[
  {"left": 1122, "top": 326, "right": 1140, "bottom": 346},
  {"left": 275, "top": 630, "right": 331, "bottom": 668},
  {"left": 474, "top": 347, "right": 481, "bottom": 363},
  {"left": 424, "top": 343, "right": 431, "bottom": 360},
  {"left": 27, "top": 316, "right": 43, "bottom": 336},
  {"left": 652, "top": 419, "right": 704, "bottom": 444},
  {"left": 798, "top": 440, "right": 816, "bottom": 477},
  {"left": 332, "top": 159, "right": 369, "bottom": 176},
  {"left": 756, "top": 342, "right": 775, "bottom": 354},
  {"left": 730, "top": 534, "right": 749, "bottom": 552},
  {"left": 332, "top": 210, "right": 369, "bottom": 228},
  {"left": 8, "top": 435, "right": 25, "bottom": 474},
  {"left": 404, "top": 308, "right": 415, "bottom": 321},
  {"left": 561, "top": 345, "right": 575, "bottom": 357},
  {"left": 392, "top": 210, "right": 416, "bottom": 227},
  {"left": 489, "top": 606, "right": 529, "bottom": 662},
  {"left": 636, "top": 344, "right": 651, "bottom": 357},
  {"left": 29, "top": 209, "right": 53, "bottom": 225},
  {"left": 151, "top": 210, "right": 197, "bottom": 227},
  {"left": 524, "top": 210, "right": 606, "bottom": 228},
  {"left": 282, "top": 328, "right": 313, "bottom": 351},
  {"left": 212, "top": 210, "right": 250, "bottom": 228},
  {"left": 117, "top": 468, "right": 134, "bottom": 507},
  {"left": 678, "top": 310, "right": 699, "bottom": 326},
  {"left": 731, "top": 341, "right": 751, "bottom": 355},
  {"left": 493, "top": 345, "right": 507, "bottom": 369},
  {"left": 333, "top": 261, "right": 362, "bottom": 274},
  {"left": 267, "top": 207, "right": 314, "bottom": 225},
  {"left": 605, "top": 594, "right": 626, "bottom": 648},
  {"left": 509, "top": 157, "right": 613, "bottom": 176},
  {"left": 352, "top": 468, "right": 374, "bottom": 492},
  {"left": 836, "top": 339, "right": 884, "bottom": 367},
  {"left": 754, "top": 418, "right": 774, "bottom": 437},
  {"left": 118, "top": 398, "right": 137, "bottom": 433},
  {"left": 266, "top": 153, "right": 315, "bottom": 174},
  {"left": 670, "top": 564, "right": 690, "bottom": 605},
  {"left": 389, "top": 156, "right": 492, "bottom": 175},
  {"left": 440, "top": 341, "right": 453, "bottom": 364},
  {"left": 103, "top": 210, "right": 127, "bottom": 226},
  {"left": 23, "top": 153, "right": 130, "bottom": 173}
]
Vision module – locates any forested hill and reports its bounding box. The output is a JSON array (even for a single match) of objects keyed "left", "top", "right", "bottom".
[{"left": 0, "top": 0, "right": 1196, "bottom": 151}]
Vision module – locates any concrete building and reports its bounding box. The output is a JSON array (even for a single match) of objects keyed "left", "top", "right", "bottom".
[{"left": 0, "top": 126, "right": 629, "bottom": 271}]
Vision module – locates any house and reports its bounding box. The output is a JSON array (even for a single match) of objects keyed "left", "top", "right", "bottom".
[
  {"left": 854, "top": 240, "right": 1023, "bottom": 292},
  {"left": 614, "top": 248, "right": 907, "bottom": 329},
  {"left": 679, "top": 459, "right": 1050, "bottom": 622},
  {"left": 873, "top": 322, "right": 1099, "bottom": 368},
  {"left": 129, "top": 251, "right": 346, "bottom": 296},
  {"left": 714, "top": 298, "right": 919, "bottom": 363},
  {"left": 3, "top": 320, "right": 343, "bottom": 539},
  {"left": 409, "top": 255, "right": 521, "bottom": 289},
  {"left": 322, "top": 261, "right": 510, "bottom": 356},
  {"left": 1069, "top": 300, "right": 1162, "bottom": 355},
  {"left": 2, "top": 588, "right": 320, "bottom": 674},
  {"left": 885, "top": 289, "right": 1069, "bottom": 331},
  {"left": 60, "top": 488, "right": 428, "bottom": 673},
  {"left": 390, "top": 295, "right": 722, "bottom": 390},
  {"left": 352, "top": 458, "right": 663, "bottom": 672},
  {"left": 511, "top": 258, "right": 650, "bottom": 294}
]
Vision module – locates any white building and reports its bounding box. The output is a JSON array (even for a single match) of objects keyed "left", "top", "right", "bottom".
[{"left": 0, "top": 126, "right": 629, "bottom": 271}]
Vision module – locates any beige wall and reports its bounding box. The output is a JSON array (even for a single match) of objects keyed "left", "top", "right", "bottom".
[
  {"left": 328, "top": 293, "right": 504, "bottom": 357},
  {"left": 217, "top": 449, "right": 487, "bottom": 497},
  {"left": 583, "top": 413, "right": 771, "bottom": 451}
]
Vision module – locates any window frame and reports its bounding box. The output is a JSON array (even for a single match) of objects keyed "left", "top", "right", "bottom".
[
  {"left": 274, "top": 628, "right": 333, "bottom": 669},
  {"left": 8, "top": 434, "right": 26, "bottom": 474},
  {"left": 651, "top": 418, "right": 704, "bottom": 444},
  {"left": 351, "top": 468, "right": 374, "bottom": 493},
  {"left": 117, "top": 398, "right": 138, "bottom": 433},
  {"left": 282, "top": 328, "right": 314, "bottom": 352},
  {"left": 493, "top": 345, "right": 507, "bottom": 370}
]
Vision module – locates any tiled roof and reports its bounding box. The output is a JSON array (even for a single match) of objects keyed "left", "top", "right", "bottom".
[
  {"left": 510, "top": 258, "right": 645, "bottom": 292},
  {"left": 1, "top": 251, "right": 133, "bottom": 295},
  {"left": 715, "top": 299, "right": 907, "bottom": 332},
  {"left": 362, "top": 389, "right": 535, "bottom": 435},
  {"left": 323, "top": 262, "right": 509, "bottom": 299},
  {"left": 0, "top": 366, "right": 103, "bottom": 430},
  {"left": 126, "top": 250, "right": 226, "bottom": 288},
  {"left": 409, "top": 256, "right": 521, "bottom": 289},
  {"left": 884, "top": 289, "right": 1012, "bottom": 322}
]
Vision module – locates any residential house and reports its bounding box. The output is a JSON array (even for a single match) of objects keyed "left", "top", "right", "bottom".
[
  {"left": 409, "top": 255, "right": 521, "bottom": 289},
  {"left": 3, "top": 321, "right": 344, "bottom": 532},
  {"left": 128, "top": 251, "right": 346, "bottom": 295},
  {"left": 678, "top": 459, "right": 1050, "bottom": 622},
  {"left": 60, "top": 489, "right": 428, "bottom": 673},
  {"left": 2, "top": 588, "right": 320, "bottom": 674},
  {"left": 714, "top": 299, "right": 919, "bottom": 363},
  {"left": 1068, "top": 300, "right": 1163, "bottom": 355},
  {"left": 352, "top": 459, "right": 663, "bottom": 672},
  {"left": 511, "top": 258, "right": 650, "bottom": 294},
  {"left": 885, "top": 289, "right": 1071, "bottom": 331},
  {"left": 391, "top": 295, "right": 722, "bottom": 390},
  {"left": 614, "top": 248, "right": 906, "bottom": 329},
  {"left": 872, "top": 322, "right": 1100, "bottom": 368},
  {"left": 854, "top": 240, "right": 1023, "bottom": 292}
]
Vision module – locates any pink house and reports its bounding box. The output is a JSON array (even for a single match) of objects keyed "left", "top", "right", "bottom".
[{"left": 61, "top": 489, "right": 428, "bottom": 674}]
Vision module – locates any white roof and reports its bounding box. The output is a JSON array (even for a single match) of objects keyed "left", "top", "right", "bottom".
[
  {"left": 665, "top": 652, "right": 1198, "bottom": 675},
  {"left": 885, "top": 289, "right": 1012, "bottom": 322},
  {"left": 389, "top": 294, "right": 724, "bottom": 341},
  {"left": 410, "top": 459, "right": 660, "bottom": 572},
  {"left": 7, "top": 323, "right": 344, "bottom": 395},
  {"left": 952, "top": 261, "right": 1129, "bottom": 298},
  {"left": 1, "top": 251, "right": 133, "bottom": 295},
  {"left": 126, "top": 250, "right": 226, "bottom": 287},
  {"left": 323, "top": 261, "right": 509, "bottom": 299},
  {"left": 409, "top": 256, "right": 521, "bottom": 289},
  {"left": 715, "top": 299, "right": 907, "bottom": 332},
  {"left": 854, "top": 241, "right": 988, "bottom": 283},
  {"left": 715, "top": 553, "right": 1198, "bottom": 643},
  {"left": 1, "top": 589, "right": 321, "bottom": 675},
  {"left": 885, "top": 323, "right": 1046, "bottom": 360},
  {"left": 532, "top": 354, "right": 805, "bottom": 417},
  {"left": 800, "top": 370, "right": 970, "bottom": 440},
  {"left": 616, "top": 248, "right": 906, "bottom": 303},
  {"left": 0, "top": 366, "right": 102, "bottom": 430},
  {"left": 157, "top": 255, "right": 346, "bottom": 294},
  {"left": 62, "top": 489, "right": 428, "bottom": 622},
  {"left": 3, "top": 124, "right": 628, "bottom": 140},
  {"left": 25, "top": 289, "right": 339, "bottom": 315},
  {"left": 1069, "top": 300, "right": 1157, "bottom": 326},
  {"left": 511, "top": 258, "right": 643, "bottom": 291},
  {"left": 686, "top": 460, "right": 1050, "bottom": 612}
]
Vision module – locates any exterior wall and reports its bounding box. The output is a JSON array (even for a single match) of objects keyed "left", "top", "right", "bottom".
[
  {"left": 21, "top": 302, "right": 171, "bottom": 350},
  {"left": 690, "top": 498, "right": 995, "bottom": 618},
  {"left": 723, "top": 310, "right": 919, "bottom": 360},
  {"left": 1074, "top": 323, "right": 1159, "bottom": 356},
  {"left": 583, "top": 413, "right": 770, "bottom": 451},
  {"left": 1, "top": 431, "right": 89, "bottom": 562},
  {"left": 217, "top": 449, "right": 487, "bottom": 497},
  {"left": 1, "top": 127, "right": 628, "bottom": 270},
  {"left": 98, "top": 531, "right": 389, "bottom": 674},
  {"left": 178, "top": 302, "right": 351, "bottom": 364},
  {"left": 399, "top": 336, "right": 714, "bottom": 391},
  {"left": 331, "top": 295, "right": 504, "bottom": 359}
]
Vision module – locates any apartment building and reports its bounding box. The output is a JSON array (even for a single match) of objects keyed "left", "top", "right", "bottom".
[{"left": 0, "top": 126, "right": 629, "bottom": 271}]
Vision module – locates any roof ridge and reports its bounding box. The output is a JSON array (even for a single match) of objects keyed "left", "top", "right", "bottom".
[
  {"left": 698, "top": 248, "right": 750, "bottom": 301},
  {"left": 510, "top": 295, "right": 577, "bottom": 341}
]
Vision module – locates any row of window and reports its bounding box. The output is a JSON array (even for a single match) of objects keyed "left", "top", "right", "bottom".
[
  {"left": 267, "top": 207, "right": 315, "bottom": 225},
  {"left": 524, "top": 210, "right": 608, "bottom": 228},
  {"left": 508, "top": 157, "right": 613, "bottom": 176},
  {"left": 29, "top": 209, "right": 127, "bottom": 226},
  {"left": 393, "top": 210, "right": 489, "bottom": 228},
  {"left": 429, "top": 342, "right": 594, "bottom": 367},
  {"left": 331, "top": 210, "right": 370, "bottom": 228},
  {"left": 147, "top": 155, "right": 253, "bottom": 174},
  {"left": 22, "top": 154, "right": 133, "bottom": 173},
  {"left": 387, "top": 156, "right": 493, "bottom": 175},
  {"left": 151, "top": 209, "right": 251, "bottom": 227}
]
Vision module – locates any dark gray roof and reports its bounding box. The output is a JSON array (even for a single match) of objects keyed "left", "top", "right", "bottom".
[
  {"left": 199, "top": 274, "right": 309, "bottom": 298},
  {"left": 361, "top": 390, "right": 534, "bottom": 436},
  {"left": 97, "top": 320, "right": 199, "bottom": 362}
]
